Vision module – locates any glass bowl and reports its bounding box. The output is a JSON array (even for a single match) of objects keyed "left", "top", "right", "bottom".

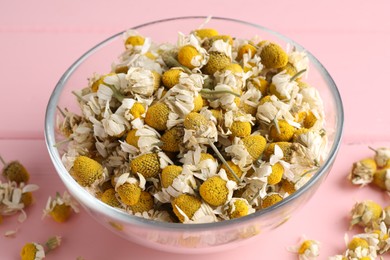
[{"left": 44, "top": 16, "right": 344, "bottom": 253}]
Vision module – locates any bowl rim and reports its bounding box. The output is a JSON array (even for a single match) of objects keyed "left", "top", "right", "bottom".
[{"left": 44, "top": 15, "right": 344, "bottom": 231}]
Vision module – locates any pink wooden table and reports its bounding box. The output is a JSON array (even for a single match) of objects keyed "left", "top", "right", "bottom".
[{"left": 1, "top": 1, "right": 390, "bottom": 259}]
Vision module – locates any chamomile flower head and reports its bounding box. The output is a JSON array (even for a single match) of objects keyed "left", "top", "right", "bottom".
[
  {"left": 1, "top": 158, "right": 30, "bottom": 184},
  {"left": 349, "top": 158, "right": 377, "bottom": 186},
  {"left": 115, "top": 172, "right": 145, "bottom": 206},
  {"left": 124, "top": 31, "right": 145, "bottom": 47},
  {"left": 288, "top": 236, "right": 320, "bottom": 260},
  {"left": 261, "top": 192, "right": 283, "bottom": 209},
  {"left": 363, "top": 221, "right": 390, "bottom": 254},
  {"left": 202, "top": 35, "right": 234, "bottom": 50},
  {"left": 71, "top": 156, "right": 106, "bottom": 187},
  {"left": 199, "top": 171, "right": 236, "bottom": 207},
  {"left": 194, "top": 28, "right": 219, "bottom": 39},
  {"left": 201, "top": 51, "right": 231, "bottom": 75},
  {"left": 178, "top": 45, "right": 202, "bottom": 70},
  {"left": 263, "top": 142, "right": 294, "bottom": 162},
  {"left": 370, "top": 147, "right": 390, "bottom": 168},
  {"left": 172, "top": 193, "right": 217, "bottom": 223},
  {"left": 122, "top": 125, "right": 161, "bottom": 155},
  {"left": 350, "top": 200, "right": 382, "bottom": 229},
  {"left": 125, "top": 67, "right": 160, "bottom": 97},
  {"left": 155, "top": 165, "right": 197, "bottom": 203},
  {"left": 242, "top": 135, "right": 267, "bottom": 161},
  {"left": 220, "top": 160, "right": 244, "bottom": 183},
  {"left": 20, "top": 236, "right": 61, "bottom": 260},
  {"left": 20, "top": 242, "right": 45, "bottom": 260},
  {"left": 160, "top": 126, "right": 184, "bottom": 153},
  {"left": 267, "top": 162, "right": 285, "bottom": 185},
  {"left": 346, "top": 236, "right": 378, "bottom": 259},
  {"left": 372, "top": 168, "right": 390, "bottom": 191},
  {"left": 0, "top": 181, "right": 39, "bottom": 222},
  {"left": 129, "top": 191, "right": 154, "bottom": 213},
  {"left": 226, "top": 198, "right": 255, "bottom": 219},
  {"left": 161, "top": 165, "right": 183, "bottom": 188},
  {"left": 144, "top": 102, "right": 170, "bottom": 131},
  {"left": 43, "top": 191, "right": 79, "bottom": 223},
  {"left": 162, "top": 68, "right": 184, "bottom": 89},
  {"left": 100, "top": 188, "right": 122, "bottom": 208},
  {"left": 259, "top": 41, "right": 289, "bottom": 69},
  {"left": 171, "top": 194, "right": 202, "bottom": 223},
  {"left": 237, "top": 43, "right": 257, "bottom": 61},
  {"left": 130, "top": 153, "right": 161, "bottom": 178}
]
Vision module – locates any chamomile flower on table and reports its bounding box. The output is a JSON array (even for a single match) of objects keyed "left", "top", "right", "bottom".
[
  {"left": 0, "top": 179, "right": 39, "bottom": 232},
  {"left": 350, "top": 200, "right": 383, "bottom": 230},
  {"left": 43, "top": 191, "right": 79, "bottom": 223},
  {"left": 287, "top": 235, "right": 320, "bottom": 260},
  {"left": 20, "top": 236, "right": 61, "bottom": 260}
]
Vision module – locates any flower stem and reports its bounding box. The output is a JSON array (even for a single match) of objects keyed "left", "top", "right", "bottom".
[
  {"left": 200, "top": 89, "right": 240, "bottom": 98},
  {"left": 56, "top": 106, "right": 66, "bottom": 117},
  {"left": 53, "top": 137, "right": 72, "bottom": 148},
  {"left": 0, "top": 155, "right": 6, "bottom": 166},
  {"left": 105, "top": 84, "right": 124, "bottom": 103},
  {"left": 290, "top": 69, "right": 307, "bottom": 82},
  {"left": 161, "top": 52, "right": 192, "bottom": 74},
  {"left": 208, "top": 139, "right": 241, "bottom": 183}
]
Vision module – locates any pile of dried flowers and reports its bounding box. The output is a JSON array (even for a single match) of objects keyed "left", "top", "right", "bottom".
[{"left": 56, "top": 24, "right": 328, "bottom": 223}]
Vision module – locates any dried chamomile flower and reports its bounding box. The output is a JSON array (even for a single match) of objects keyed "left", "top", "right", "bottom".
[
  {"left": 362, "top": 221, "right": 390, "bottom": 254},
  {"left": 345, "top": 235, "right": 378, "bottom": 259},
  {"left": 288, "top": 236, "right": 320, "bottom": 260},
  {"left": 225, "top": 198, "right": 255, "bottom": 219},
  {"left": 162, "top": 68, "right": 184, "bottom": 89},
  {"left": 242, "top": 135, "right": 267, "bottom": 161},
  {"left": 370, "top": 146, "right": 390, "bottom": 168},
  {"left": 0, "top": 180, "right": 39, "bottom": 222},
  {"left": 144, "top": 102, "right": 170, "bottom": 131},
  {"left": 43, "top": 191, "right": 79, "bottom": 223},
  {"left": 199, "top": 170, "right": 236, "bottom": 207},
  {"left": 130, "top": 153, "right": 161, "bottom": 178},
  {"left": 259, "top": 41, "right": 289, "bottom": 69},
  {"left": 171, "top": 194, "right": 201, "bottom": 222},
  {"left": 178, "top": 45, "right": 203, "bottom": 70},
  {"left": 154, "top": 165, "right": 197, "bottom": 203},
  {"left": 100, "top": 188, "right": 122, "bottom": 208},
  {"left": 201, "top": 51, "right": 231, "bottom": 75},
  {"left": 171, "top": 193, "right": 217, "bottom": 223},
  {"left": 349, "top": 158, "right": 377, "bottom": 186},
  {"left": 20, "top": 236, "right": 61, "bottom": 260},
  {"left": 115, "top": 172, "right": 145, "bottom": 206},
  {"left": 350, "top": 200, "right": 382, "bottom": 229},
  {"left": 160, "top": 126, "right": 184, "bottom": 153},
  {"left": 261, "top": 193, "right": 283, "bottom": 209},
  {"left": 128, "top": 191, "right": 154, "bottom": 213},
  {"left": 269, "top": 119, "right": 296, "bottom": 142},
  {"left": 71, "top": 156, "right": 106, "bottom": 187},
  {"left": 194, "top": 28, "right": 219, "bottom": 39},
  {"left": 372, "top": 168, "right": 390, "bottom": 191},
  {"left": 0, "top": 156, "right": 30, "bottom": 184},
  {"left": 20, "top": 242, "right": 45, "bottom": 260}
]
